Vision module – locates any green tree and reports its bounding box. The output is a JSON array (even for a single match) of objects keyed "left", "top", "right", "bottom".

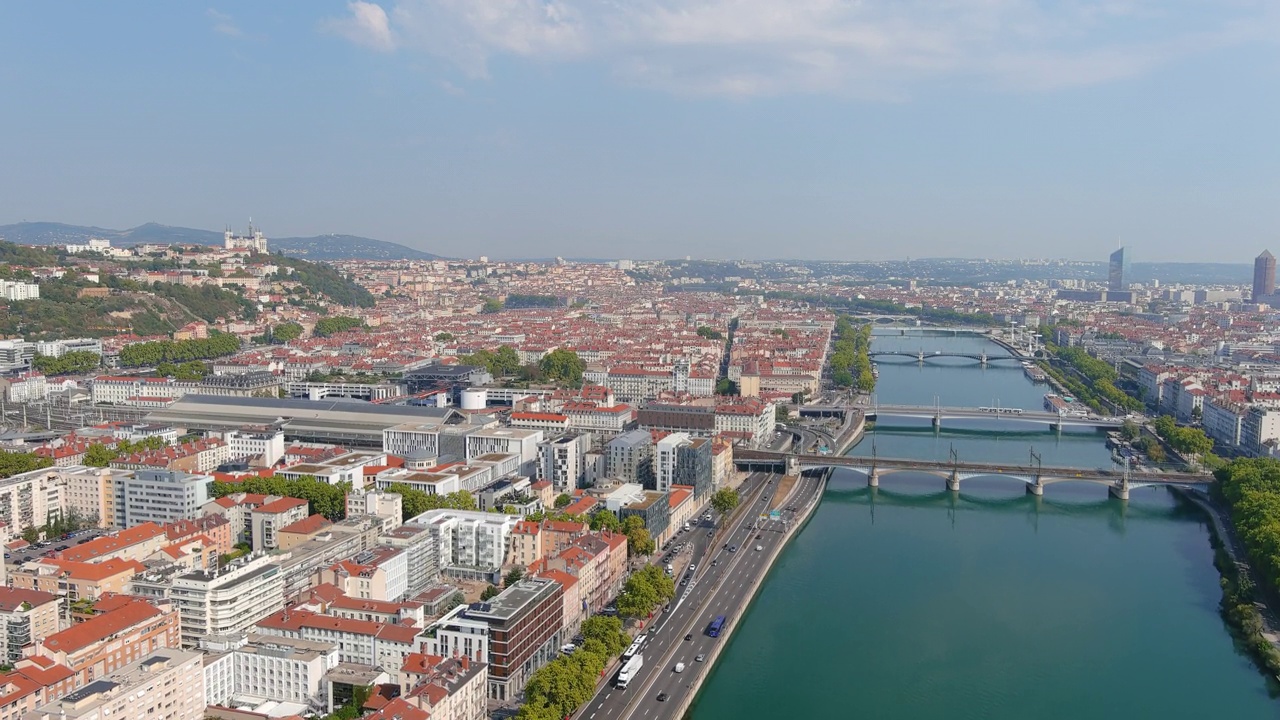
[
  {"left": 696, "top": 326, "right": 724, "bottom": 340},
  {"left": 480, "top": 584, "right": 501, "bottom": 601},
  {"left": 481, "top": 298, "right": 504, "bottom": 314},
  {"left": 21, "top": 526, "right": 40, "bottom": 544},
  {"left": 504, "top": 567, "right": 524, "bottom": 587},
  {"left": 711, "top": 488, "right": 740, "bottom": 515},
  {"left": 272, "top": 322, "right": 303, "bottom": 342},
  {"left": 538, "top": 348, "right": 585, "bottom": 385},
  {"left": 0, "top": 451, "right": 54, "bottom": 478},
  {"left": 82, "top": 443, "right": 118, "bottom": 468},
  {"left": 554, "top": 493, "right": 573, "bottom": 508},
  {"left": 621, "top": 515, "right": 655, "bottom": 556},
  {"left": 1120, "top": 419, "right": 1140, "bottom": 441},
  {"left": 313, "top": 316, "right": 364, "bottom": 337},
  {"left": 433, "top": 332, "right": 454, "bottom": 341},
  {"left": 589, "top": 510, "right": 621, "bottom": 532},
  {"left": 715, "top": 378, "right": 737, "bottom": 395},
  {"left": 579, "top": 615, "right": 629, "bottom": 657}
]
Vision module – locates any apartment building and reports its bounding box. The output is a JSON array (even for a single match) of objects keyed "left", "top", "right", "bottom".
[
  {"left": 0, "top": 467, "right": 62, "bottom": 535},
  {"left": 111, "top": 469, "right": 211, "bottom": 528},
  {"left": 411, "top": 509, "right": 519, "bottom": 579},
  {"left": 605, "top": 429, "right": 653, "bottom": 486},
  {"left": 253, "top": 609, "right": 421, "bottom": 671},
  {"left": 25, "top": 649, "right": 205, "bottom": 720},
  {"left": 536, "top": 433, "right": 593, "bottom": 493},
  {"left": 465, "top": 428, "right": 541, "bottom": 476},
  {"left": 202, "top": 633, "right": 338, "bottom": 713},
  {"left": 137, "top": 555, "right": 284, "bottom": 647},
  {"left": 225, "top": 423, "right": 286, "bottom": 467},
  {"left": 34, "top": 598, "right": 181, "bottom": 687},
  {"left": 59, "top": 466, "right": 130, "bottom": 529},
  {"left": 398, "top": 654, "right": 487, "bottom": 720},
  {"left": 10, "top": 558, "right": 143, "bottom": 602},
  {"left": 249, "top": 496, "right": 309, "bottom": 551},
  {"left": 0, "top": 588, "right": 60, "bottom": 665},
  {"left": 451, "top": 578, "right": 562, "bottom": 701}
]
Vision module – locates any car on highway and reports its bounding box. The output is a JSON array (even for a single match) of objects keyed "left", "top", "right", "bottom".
[
  {"left": 680, "top": 577, "right": 688, "bottom": 586},
  {"left": 684, "top": 633, "right": 693, "bottom": 641},
  {"left": 695, "top": 654, "right": 706, "bottom": 662},
  {"left": 674, "top": 662, "right": 685, "bottom": 673},
  {"left": 707, "top": 530, "right": 713, "bottom": 537},
  {"left": 689, "top": 563, "right": 696, "bottom": 572},
  {"left": 657, "top": 693, "right": 669, "bottom": 702},
  {"left": 711, "top": 559, "right": 718, "bottom": 567},
  {"left": 728, "top": 545, "right": 737, "bottom": 552},
  {"left": 756, "top": 545, "right": 764, "bottom": 551}
]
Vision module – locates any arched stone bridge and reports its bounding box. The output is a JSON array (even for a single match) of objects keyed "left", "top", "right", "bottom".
[{"left": 735, "top": 450, "right": 1213, "bottom": 500}]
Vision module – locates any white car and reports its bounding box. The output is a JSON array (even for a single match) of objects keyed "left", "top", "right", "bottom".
[
  {"left": 674, "top": 662, "right": 686, "bottom": 673},
  {"left": 755, "top": 545, "right": 763, "bottom": 551}
]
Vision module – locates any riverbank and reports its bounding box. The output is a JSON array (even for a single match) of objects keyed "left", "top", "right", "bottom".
[
  {"left": 1173, "top": 487, "right": 1280, "bottom": 679},
  {"left": 674, "top": 470, "right": 828, "bottom": 720}
]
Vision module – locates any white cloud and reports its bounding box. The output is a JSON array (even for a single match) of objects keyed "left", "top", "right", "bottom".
[
  {"left": 207, "top": 8, "right": 243, "bottom": 38},
  {"left": 322, "top": 1, "right": 398, "bottom": 53},
  {"left": 333, "top": 0, "right": 1280, "bottom": 95}
]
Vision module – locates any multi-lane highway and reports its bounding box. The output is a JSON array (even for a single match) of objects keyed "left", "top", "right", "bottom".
[{"left": 574, "top": 470, "right": 824, "bottom": 720}]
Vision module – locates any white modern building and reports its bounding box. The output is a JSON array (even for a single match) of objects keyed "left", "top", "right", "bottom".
[
  {"left": 112, "top": 468, "right": 212, "bottom": 528},
  {"left": 202, "top": 633, "right": 339, "bottom": 715},
  {"left": 227, "top": 424, "right": 286, "bottom": 467},
  {"left": 466, "top": 428, "right": 541, "bottom": 476},
  {"left": 654, "top": 432, "right": 691, "bottom": 493},
  {"left": 537, "top": 433, "right": 593, "bottom": 493},
  {"left": 410, "top": 509, "right": 520, "bottom": 578},
  {"left": 0, "top": 279, "right": 39, "bottom": 301},
  {"left": 163, "top": 555, "right": 285, "bottom": 646}
]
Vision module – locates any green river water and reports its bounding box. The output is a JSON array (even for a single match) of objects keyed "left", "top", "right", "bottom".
[{"left": 691, "top": 330, "right": 1278, "bottom": 719}]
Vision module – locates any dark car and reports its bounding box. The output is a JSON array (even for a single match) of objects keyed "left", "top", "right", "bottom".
[
  {"left": 56, "top": 545, "right": 70, "bottom": 551},
  {"left": 657, "top": 693, "right": 669, "bottom": 702},
  {"left": 685, "top": 633, "right": 693, "bottom": 641}
]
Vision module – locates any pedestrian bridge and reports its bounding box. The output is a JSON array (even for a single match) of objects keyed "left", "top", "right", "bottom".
[{"left": 735, "top": 450, "right": 1213, "bottom": 500}]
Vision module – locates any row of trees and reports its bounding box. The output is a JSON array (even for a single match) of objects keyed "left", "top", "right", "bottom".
[
  {"left": 84, "top": 436, "right": 170, "bottom": 467},
  {"left": 155, "top": 360, "right": 209, "bottom": 380},
  {"left": 209, "top": 476, "right": 351, "bottom": 520},
  {"left": 830, "top": 316, "right": 875, "bottom": 390},
  {"left": 384, "top": 483, "right": 477, "bottom": 520},
  {"left": 1152, "top": 415, "right": 1217, "bottom": 459},
  {"left": 0, "top": 451, "right": 53, "bottom": 479},
  {"left": 31, "top": 350, "right": 101, "bottom": 375},
  {"left": 1218, "top": 459, "right": 1280, "bottom": 602},
  {"left": 1047, "top": 342, "right": 1144, "bottom": 413},
  {"left": 21, "top": 507, "right": 98, "bottom": 544},
  {"left": 504, "top": 294, "right": 564, "bottom": 309},
  {"left": 517, "top": 616, "right": 631, "bottom": 720},
  {"left": 313, "top": 316, "right": 364, "bottom": 337},
  {"left": 119, "top": 333, "right": 241, "bottom": 366},
  {"left": 616, "top": 564, "right": 676, "bottom": 619}
]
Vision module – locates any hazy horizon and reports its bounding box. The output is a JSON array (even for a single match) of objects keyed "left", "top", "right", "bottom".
[{"left": 2, "top": 2, "right": 1278, "bottom": 262}]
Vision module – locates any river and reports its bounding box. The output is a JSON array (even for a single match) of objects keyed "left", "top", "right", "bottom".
[{"left": 691, "top": 329, "right": 1277, "bottom": 719}]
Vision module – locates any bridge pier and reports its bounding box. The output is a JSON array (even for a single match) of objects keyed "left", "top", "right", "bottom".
[
  {"left": 931, "top": 415, "right": 941, "bottom": 429},
  {"left": 1109, "top": 482, "right": 1130, "bottom": 501},
  {"left": 947, "top": 471, "right": 961, "bottom": 493},
  {"left": 867, "top": 468, "right": 880, "bottom": 487},
  {"left": 1026, "top": 477, "right": 1044, "bottom": 496}
]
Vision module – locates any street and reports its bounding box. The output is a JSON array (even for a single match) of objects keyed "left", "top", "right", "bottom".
[{"left": 575, "top": 470, "right": 824, "bottom": 720}]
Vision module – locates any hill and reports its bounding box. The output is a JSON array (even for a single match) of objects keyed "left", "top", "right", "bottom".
[{"left": 0, "top": 221, "right": 440, "bottom": 260}]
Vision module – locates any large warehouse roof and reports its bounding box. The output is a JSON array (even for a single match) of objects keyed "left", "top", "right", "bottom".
[{"left": 145, "top": 396, "right": 486, "bottom": 447}]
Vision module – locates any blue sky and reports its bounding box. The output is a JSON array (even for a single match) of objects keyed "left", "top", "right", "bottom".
[{"left": 1, "top": 1, "right": 1278, "bottom": 261}]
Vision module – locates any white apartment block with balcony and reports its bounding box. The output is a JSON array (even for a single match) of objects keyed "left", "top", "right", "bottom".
[
  {"left": 164, "top": 555, "right": 285, "bottom": 647},
  {"left": 411, "top": 509, "right": 519, "bottom": 575}
]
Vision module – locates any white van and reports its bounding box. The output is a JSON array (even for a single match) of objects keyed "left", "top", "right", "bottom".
[{"left": 674, "top": 662, "right": 686, "bottom": 673}]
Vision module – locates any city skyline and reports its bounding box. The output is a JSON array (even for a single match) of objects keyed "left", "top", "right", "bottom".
[{"left": 1, "top": 3, "right": 1278, "bottom": 261}]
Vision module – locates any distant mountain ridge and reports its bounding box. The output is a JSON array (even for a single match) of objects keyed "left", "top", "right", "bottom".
[{"left": 0, "top": 221, "right": 442, "bottom": 260}]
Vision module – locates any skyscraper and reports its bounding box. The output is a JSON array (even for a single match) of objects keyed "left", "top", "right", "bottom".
[
  {"left": 1254, "top": 250, "right": 1275, "bottom": 300},
  {"left": 1108, "top": 247, "right": 1130, "bottom": 292}
]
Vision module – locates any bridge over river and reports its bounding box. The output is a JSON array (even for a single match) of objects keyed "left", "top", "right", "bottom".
[
  {"left": 869, "top": 350, "right": 1026, "bottom": 365},
  {"left": 735, "top": 450, "right": 1213, "bottom": 500},
  {"left": 867, "top": 403, "right": 1123, "bottom": 429}
]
